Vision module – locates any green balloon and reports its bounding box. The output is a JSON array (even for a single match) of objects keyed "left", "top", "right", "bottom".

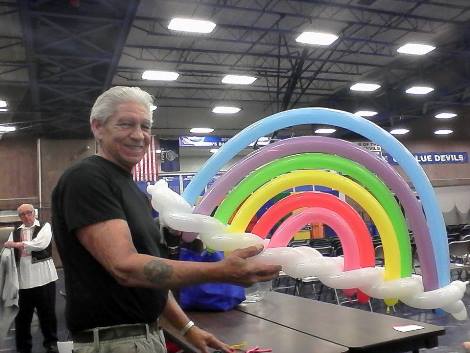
[{"left": 214, "top": 152, "right": 412, "bottom": 277}]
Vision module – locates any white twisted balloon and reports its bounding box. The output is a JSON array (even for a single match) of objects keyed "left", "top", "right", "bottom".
[
  {"left": 254, "top": 246, "right": 467, "bottom": 320},
  {"left": 147, "top": 181, "right": 264, "bottom": 251},
  {"left": 147, "top": 181, "right": 468, "bottom": 320}
]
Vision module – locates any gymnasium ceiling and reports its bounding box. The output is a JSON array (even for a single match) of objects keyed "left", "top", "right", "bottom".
[{"left": 1, "top": 0, "right": 470, "bottom": 142}]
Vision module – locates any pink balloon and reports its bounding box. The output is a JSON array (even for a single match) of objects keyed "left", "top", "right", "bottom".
[
  {"left": 252, "top": 192, "right": 375, "bottom": 270},
  {"left": 267, "top": 203, "right": 372, "bottom": 300},
  {"left": 269, "top": 207, "right": 362, "bottom": 270}
]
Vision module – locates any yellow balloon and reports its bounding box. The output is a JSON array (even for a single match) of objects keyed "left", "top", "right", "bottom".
[{"left": 228, "top": 170, "right": 400, "bottom": 280}]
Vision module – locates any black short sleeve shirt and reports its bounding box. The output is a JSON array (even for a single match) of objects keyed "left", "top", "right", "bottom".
[{"left": 52, "top": 155, "right": 168, "bottom": 332}]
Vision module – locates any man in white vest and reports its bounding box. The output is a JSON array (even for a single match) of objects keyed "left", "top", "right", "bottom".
[{"left": 4, "top": 204, "right": 58, "bottom": 353}]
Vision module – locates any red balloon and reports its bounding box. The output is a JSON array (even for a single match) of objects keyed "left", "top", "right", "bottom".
[{"left": 252, "top": 191, "right": 375, "bottom": 269}]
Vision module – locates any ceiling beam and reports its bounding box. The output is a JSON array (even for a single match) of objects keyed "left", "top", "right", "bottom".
[
  {"left": 18, "top": 1, "right": 40, "bottom": 117},
  {"left": 125, "top": 44, "right": 383, "bottom": 68},
  {"left": 159, "top": 0, "right": 441, "bottom": 34},
  {"left": 102, "top": 1, "right": 140, "bottom": 89}
]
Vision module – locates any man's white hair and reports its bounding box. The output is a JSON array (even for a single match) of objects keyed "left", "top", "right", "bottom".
[
  {"left": 90, "top": 86, "right": 154, "bottom": 125},
  {"left": 17, "top": 204, "right": 36, "bottom": 217}
]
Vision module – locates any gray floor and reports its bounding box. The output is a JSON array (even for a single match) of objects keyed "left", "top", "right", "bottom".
[{"left": 3, "top": 269, "right": 470, "bottom": 353}]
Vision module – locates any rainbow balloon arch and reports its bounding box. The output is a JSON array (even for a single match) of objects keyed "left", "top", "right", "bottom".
[{"left": 148, "top": 108, "right": 468, "bottom": 320}]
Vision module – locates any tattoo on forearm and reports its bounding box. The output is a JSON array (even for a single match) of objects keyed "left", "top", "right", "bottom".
[{"left": 143, "top": 259, "right": 173, "bottom": 286}]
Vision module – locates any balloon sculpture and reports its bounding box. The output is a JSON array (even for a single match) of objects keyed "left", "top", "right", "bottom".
[{"left": 148, "top": 108, "right": 467, "bottom": 320}]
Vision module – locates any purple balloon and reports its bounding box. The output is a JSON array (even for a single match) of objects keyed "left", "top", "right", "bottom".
[{"left": 186, "top": 136, "right": 438, "bottom": 290}]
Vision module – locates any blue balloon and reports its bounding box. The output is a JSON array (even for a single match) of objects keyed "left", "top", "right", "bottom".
[{"left": 182, "top": 108, "right": 449, "bottom": 288}]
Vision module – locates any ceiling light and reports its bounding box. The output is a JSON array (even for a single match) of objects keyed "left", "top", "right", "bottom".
[
  {"left": 350, "top": 83, "right": 381, "bottom": 92},
  {"left": 212, "top": 106, "right": 241, "bottom": 114},
  {"left": 296, "top": 31, "right": 338, "bottom": 46},
  {"left": 405, "top": 86, "right": 434, "bottom": 95},
  {"left": 0, "top": 108, "right": 8, "bottom": 112},
  {"left": 434, "top": 129, "right": 453, "bottom": 135},
  {"left": 222, "top": 75, "right": 256, "bottom": 85},
  {"left": 168, "top": 18, "right": 216, "bottom": 34},
  {"left": 390, "top": 128, "right": 409, "bottom": 135},
  {"left": 354, "top": 110, "right": 378, "bottom": 117},
  {"left": 0, "top": 100, "right": 6, "bottom": 108},
  {"left": 397, "top": 43, "right": 435, "bottom": 55},
  {"left": 435, "top": 112, "right": 457, "bottom": 119},
  {"left": 190, "top": 127, "right": 214, "bottom": 134},
  {"left": 315, "top": 128, "right": 336, "bottom": 134},
  {"left": 150, "top": 104, "right": 157, "bottom": 111},
  {"left": 209, "top": 148, "right": 218, "bottom": 153},
  {"left": 0, "top": 125, "right": 16, "bottom": 133},
  {"left": 142, "top": 70, "right": 179, "bottom": 81}
]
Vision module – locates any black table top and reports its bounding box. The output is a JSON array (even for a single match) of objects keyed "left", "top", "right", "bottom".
[
  {"left": 162, "top": 309, "right": 348, "bottom": 353},
  {"left": 237, "top": 292, "right": 445, "bottom": 353},
  {"left": 194, "top": 310, "right": 348, "bottom": 353}
]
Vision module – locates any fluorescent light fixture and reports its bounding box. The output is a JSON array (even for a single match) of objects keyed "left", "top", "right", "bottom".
[
  {"left": 350, "top": 83, "right": 381, "bottom": 92},
  {"left": 435, "top": 112, "right": 457, "bottom": 119},
  {"left": 315, "top": 128, "right": 336, "bottom": 134},
  {"left": 296, "top": 31, "right": 338, "bottom": 46},
  {"left": 212, "top": 106, "right": 241, "bottom": 114},
  {"left": 0, "top": 100, "right": 6, "bottom": 108},
  {"left": 397, "top": 43, "right": 435, "bottom": 55},
  {"left": 190, "top": 127, "right": 214, "bottom": 134},
  {"left": 0, "top": 108, "right": 8, "bottom": 112},
  {"left": 354, "top": 110, "right": 378, "bottom": 117},
  {"left": 0, "top": 125, "right": 16, "bottom": 133},
  {"left": 168, "top": 18, "right": 216, "bottom": 34},
  {"left": 222, "top": 75, "right": 257, "bottom": 85},
  {"left": 390, "top": 128, "right": 409, "bottom": 135},
  {"left": 405, "top": 86, "right": 434, "bottom": 95},
  {"left": 142, "top": 70, "right": 179, "bottom": 81},
  {"left": 209, "top": 148, "right": 218, "bottom": 153},
  {"left": 434, "top": 129, "right": 453, "bottom": 135}
]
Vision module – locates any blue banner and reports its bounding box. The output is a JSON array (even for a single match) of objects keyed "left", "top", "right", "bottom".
[
  {"left": 159, "top": 175, "right": 181, "bottom": 194},
  {"left": 182, "top": 174, "right": 193, "bottom": 190},
  {"left": 179, "top": 135, "right": 290, "bottom": 148},
  {"left": 160, "top": 139, "right": 180, "bottom": 172},
  {"left": 384, "top": 152, "right": 468, "bottom": 165},
  {"left": 179, "top": 136, "right": 229, "bottom": 147}
]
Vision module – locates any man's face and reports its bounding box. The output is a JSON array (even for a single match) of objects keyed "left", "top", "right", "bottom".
[
  {"left": 93, "top": 101, "right": 151, "bottom": 171},
  {"left": 18, "top": 206, "right": 35, "bottom": 227}
]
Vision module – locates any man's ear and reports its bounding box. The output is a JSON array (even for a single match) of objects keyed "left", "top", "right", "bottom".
[{"left": 91, "top": 119, "right": 104, "bottom": 140}]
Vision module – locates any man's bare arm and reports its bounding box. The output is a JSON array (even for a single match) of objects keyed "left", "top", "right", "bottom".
[{"left": 77, "top": 218, "right": 280, "bottom": 289}]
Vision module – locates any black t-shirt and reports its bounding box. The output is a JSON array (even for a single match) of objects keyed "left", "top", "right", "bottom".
[{"left": 51, "top": 155, "right": 168, "bottom": 332}]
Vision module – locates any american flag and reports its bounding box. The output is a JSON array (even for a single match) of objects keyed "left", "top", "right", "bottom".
[{"left": 132, "top": 135, "right": 159, "bottom": 182}]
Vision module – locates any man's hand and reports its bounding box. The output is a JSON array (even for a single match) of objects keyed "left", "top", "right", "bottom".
[
  {"left": 185, "top": 325, "right": 232, "bottom": 353},
  {"left": 218, "top": 244, "right": 282, "bottom": 287},
  {"left": 3, "top": 241, "right": 24, "bottom": 251}
]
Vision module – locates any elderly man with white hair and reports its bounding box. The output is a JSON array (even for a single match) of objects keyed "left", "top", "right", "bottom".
[
  {"left": 4, "top": 203, "right": 58, "bottom": 353},
  {"left": 51, "top": 86, "right": 281, "bottom": 353}
]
